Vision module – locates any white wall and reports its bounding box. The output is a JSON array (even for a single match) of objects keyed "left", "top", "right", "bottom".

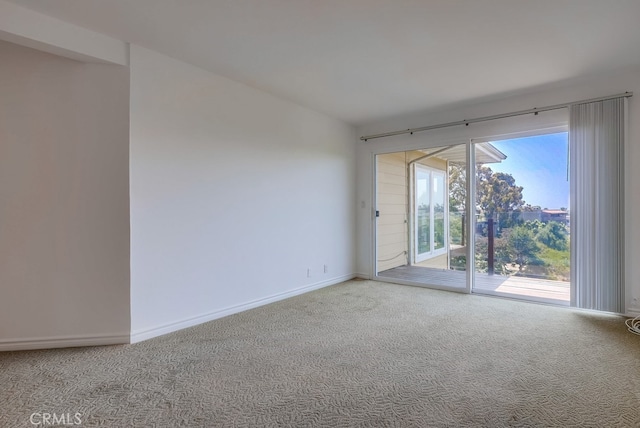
[
  {"left": 0, "top": 40, "right": 131, "bottom": 350},
  {"left": 0, "top": 0, "right": 128, "bottom": 65},
  {"left": 356, "top": 67, "right": 640, "bottom": 315},
  {"left": 129, "top": 45, "right": 356, "bottom": 341}
]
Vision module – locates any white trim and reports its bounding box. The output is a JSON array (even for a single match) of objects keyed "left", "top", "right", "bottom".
[
  {"left": 355, "top": 272, "right": 371, "bottom": 279},
  {"left": 130, "top": 274, "right": 356, "bottom": 343},
  {"left": 626, "top": 308, "right": 640, "bottom": 317},
  {"left": 0, "top": 333, "right": 130, "bottom": 352},
  {"left": 470, "top": 125, "right": 568, "bottom": 144},
  {"left": 465, "top": 140, "right": 475, "bottom": 294},
  {"left": 371, "top": 152, "right": 378, "bottom": 279},
  {"left": 472, "top": 288, "right": 570, "bottom": 307},
  {"left": 362, "top": 109, "right": 569, "bottom": 156}
]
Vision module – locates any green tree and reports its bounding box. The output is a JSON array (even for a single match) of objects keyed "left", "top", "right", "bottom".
[
  {"left": 448, "top": 162, "right": 466, "bottom": 212},
  {"left": 476, "top": 166, "right": 525, "bottom": 221},
  {"left": 506, "top": 225, "right": 539, "bottom": 272},
  {"left": 448, "top": 163, "right": 467, "bottom": 245},
  {"left": 449, "top": 164, "right": 525, "bottom": 221}
]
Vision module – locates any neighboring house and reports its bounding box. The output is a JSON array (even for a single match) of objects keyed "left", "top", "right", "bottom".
[
  {"left": 376, "top": 143, "right": 506, "bottom": 273},
  {"left": 521, "top": 209, "right": 569, "bottom": 224},
  {"left": 541, "top": 209, "right": 569, "bottom": 224},
  {"left": 520, "top": 210, "right": 543, "bottom": 222}
]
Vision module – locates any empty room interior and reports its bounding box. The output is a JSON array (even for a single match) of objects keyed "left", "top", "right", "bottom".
[{"left": 2, "top": 1, "right": 640, "bottom": 426}]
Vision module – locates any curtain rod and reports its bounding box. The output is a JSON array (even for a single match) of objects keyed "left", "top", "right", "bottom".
[{"left": 360, "top": 92, "right": 633, "bottom": 142}]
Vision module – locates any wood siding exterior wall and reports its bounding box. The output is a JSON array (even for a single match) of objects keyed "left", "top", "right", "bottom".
[
  {"left": 376, "top": 151, "right": 448, "bottom": 273},
  {"left": 376, "top": 152, "right": 408, "bottom": 272}
]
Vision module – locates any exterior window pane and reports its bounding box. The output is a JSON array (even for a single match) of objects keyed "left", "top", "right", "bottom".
[{"left": 416, "top": 169, "right": 430, "bottom": 255}]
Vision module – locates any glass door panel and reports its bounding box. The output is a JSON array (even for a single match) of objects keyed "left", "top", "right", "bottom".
[{"left": 472, "top": 134, "right": 570, "bottom": 305}]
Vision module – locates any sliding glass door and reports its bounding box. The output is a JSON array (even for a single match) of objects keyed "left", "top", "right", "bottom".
[
  {"left": 373, "top": 97, "right": 627, "bottom": 312},
  {"left": 373, "top": 132, "right": 572, "bottom": 306}
]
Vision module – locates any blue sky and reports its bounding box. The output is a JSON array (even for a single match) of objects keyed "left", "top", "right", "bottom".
[{"left": 488, "top": 132, "right": 569, "bottom": 209}]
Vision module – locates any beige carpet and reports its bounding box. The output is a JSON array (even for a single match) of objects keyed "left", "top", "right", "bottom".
[{"left": 2, "top": 279, "right": 639, "bottom": 427}]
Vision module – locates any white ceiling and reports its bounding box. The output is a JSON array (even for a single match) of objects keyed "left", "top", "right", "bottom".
[{"left": 8, "top": 0, "right": 640, "bottom": 125}]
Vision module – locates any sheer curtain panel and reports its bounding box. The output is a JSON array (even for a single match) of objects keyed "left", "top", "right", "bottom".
[{"left": 570, "top": 97, "right": 626, "bottom": 312}]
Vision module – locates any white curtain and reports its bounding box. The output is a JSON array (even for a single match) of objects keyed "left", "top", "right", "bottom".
[{"left": 570, "top": 97, "right": 626, "bottom": 312}]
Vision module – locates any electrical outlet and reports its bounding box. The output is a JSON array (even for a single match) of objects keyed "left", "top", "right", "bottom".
[
  {"left": 307, "top": 268, "right": 311, "bottom": 277},
  {"left": 324, "top": 264, "right": 328, "bottom": 273}
]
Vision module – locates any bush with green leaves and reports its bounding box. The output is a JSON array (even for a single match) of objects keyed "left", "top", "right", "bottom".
[
  {"left": 506, "top": 225, "right": 540, "bottom": 272},
  {"left": 536, "top": 221, "right": 568, "bottom": 251}
]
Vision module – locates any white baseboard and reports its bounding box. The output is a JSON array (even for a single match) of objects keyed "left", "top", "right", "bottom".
[
  {"left": 625, "top": 308, "right": 640, "bottom": 317},
  {"left": 355, "top": 272, "right": 371, "bottom": 280},
  {"left": 130, "top": 273, "right": 356, "bottom": 344},
  {"left": 0, "top": 333, "right": 129, "bottom": 352}
]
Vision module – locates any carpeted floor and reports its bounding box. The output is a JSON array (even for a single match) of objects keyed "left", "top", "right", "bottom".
[{"left": 2, "top": 279, "right": 640, "bottom": 427}]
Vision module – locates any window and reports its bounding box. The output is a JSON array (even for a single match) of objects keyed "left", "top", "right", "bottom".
[{"left": 414, "top": 164, "right": 447, "bottom": 262}]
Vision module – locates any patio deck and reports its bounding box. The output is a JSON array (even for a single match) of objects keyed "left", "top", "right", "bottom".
[{"left": 377, "top": 265, "right": 570, "bottom": 306}]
